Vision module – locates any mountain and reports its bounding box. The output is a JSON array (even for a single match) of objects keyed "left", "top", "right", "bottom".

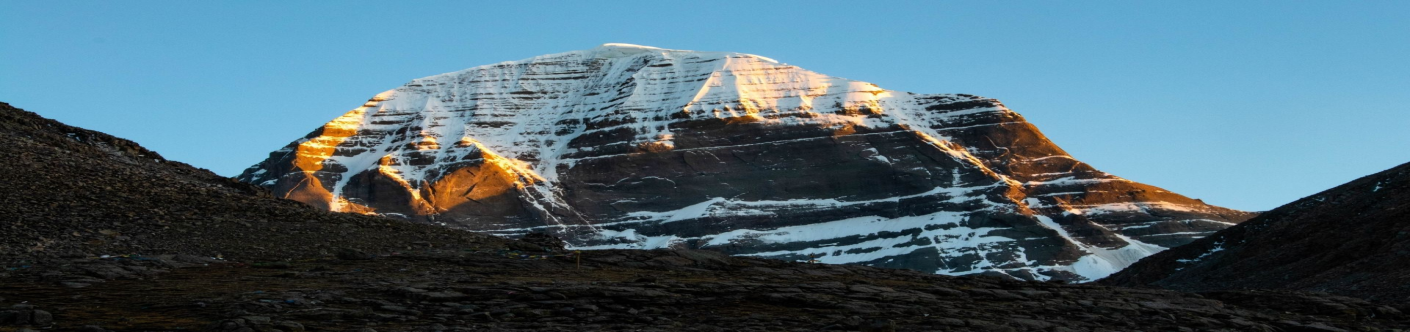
[
  {"left": 1, "top": 102, "right": 1403, "bottom": 332},
  {"left": 0, "top": 101, "right": 513, "bottom": 263},
  {"left": 1102, "top": 161, "right": 1410, "bottom": 301},
  {"left": 238, "top": 44, "right": 1253, "bottom": 282}
]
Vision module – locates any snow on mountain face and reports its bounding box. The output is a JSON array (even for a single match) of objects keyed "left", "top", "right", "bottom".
[{"left": 239, "top": 44, "right": 1254, "bottom": 282}]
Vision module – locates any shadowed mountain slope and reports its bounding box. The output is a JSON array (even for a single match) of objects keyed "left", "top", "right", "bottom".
[{"left": 1103, "top": 161, "right": 1410, "bottom": 302}]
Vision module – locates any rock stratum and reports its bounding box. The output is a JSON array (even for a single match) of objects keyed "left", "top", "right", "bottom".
[
  {"left": 1103, "top": 161, "right": 1410, "bottom": 302},
  {"left": 239, "top": 44, "right": 1253, "bottom": 282}
]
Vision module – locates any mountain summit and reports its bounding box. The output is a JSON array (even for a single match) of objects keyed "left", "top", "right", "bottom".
[{"left": 239, "top": 44, "right": 1252, "bottom": 281}]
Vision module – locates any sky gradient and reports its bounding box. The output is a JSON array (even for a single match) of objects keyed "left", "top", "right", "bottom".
[{"left": 2, "top": 1, "right": 1407, "bottom": 211}]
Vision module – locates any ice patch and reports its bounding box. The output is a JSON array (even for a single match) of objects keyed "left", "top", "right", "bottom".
[{"left": 1034, "top": 215, "right": 1166, "bottom": 281}]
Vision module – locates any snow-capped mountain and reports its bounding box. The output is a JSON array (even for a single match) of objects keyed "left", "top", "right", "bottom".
[{"left": 239, "top": 43, "right": 1253, "bottom": 281}]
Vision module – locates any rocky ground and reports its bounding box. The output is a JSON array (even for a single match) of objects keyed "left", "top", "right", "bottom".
[
  {"left": 3, "top": 246, "right": 1408, "bottom": 332},
  {"left": 1, "top": 101, "right": 1407, "bottom": 331}
]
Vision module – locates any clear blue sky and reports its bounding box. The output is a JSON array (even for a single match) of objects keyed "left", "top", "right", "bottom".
[{"left": 2, "top": 1, "right": 1407, "bottom": 211}]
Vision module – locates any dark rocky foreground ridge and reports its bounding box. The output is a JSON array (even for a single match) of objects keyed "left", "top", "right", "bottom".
[
  {"left": 1, "top": 102, "right": 1406, "bottom": 331},
  {"left": 1102, "top": 161, "right": 1410, "bottom": 302}
]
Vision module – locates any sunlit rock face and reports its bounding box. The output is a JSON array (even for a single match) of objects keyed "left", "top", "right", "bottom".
[{"left": 240, "top": 44, "right": 1254, "bottom": 282}]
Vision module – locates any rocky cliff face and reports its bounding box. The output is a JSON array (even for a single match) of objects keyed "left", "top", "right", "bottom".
[
  {"left": 239, "top": 44, "right": 1253, "bottom": 281},
  {"left": 1102, "top": 161, "right": 1410, "bottom": 301}
]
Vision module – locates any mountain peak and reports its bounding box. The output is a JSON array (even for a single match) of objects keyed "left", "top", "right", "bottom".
[
  {"left": 582, "top": 43, "right": 778, "bottom": 63},
  {"left": 589, "top": 43, "right": 666, "bottom": 58},
  {"left": 239, "top": 46, "right": 1253, "bottom": 282},
  {"left": 597, "top": 42, "right": 659, "bottom": 48},
  {"left": 594, "top": 42, "right": 665, "bottom": 51}
]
